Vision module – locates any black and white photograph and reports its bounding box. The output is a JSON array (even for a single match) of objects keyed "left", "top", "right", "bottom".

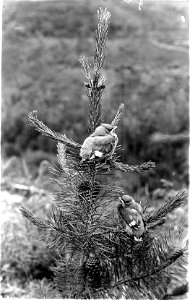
[{"left": 1, "top": 0, "right": 189, "bottom": 298}]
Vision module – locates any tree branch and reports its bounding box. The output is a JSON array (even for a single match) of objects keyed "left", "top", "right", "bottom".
[
  {"left": 79, "top": 8, "right": 111, "bottom": 132},
  {"left": 20, "top": 206, "right": 48, "bottom": 229},
  {"left": 28, "top": 111, "right": 81, "bottom": 158},
  {"left": 108, "top": 160, "right": 155, "bottom": 174},
  {"left": 114, "top": 248, "right": 185, "bottom": 287},
  {"left": 145, "top": 190, "right": 187, "bottom": 224}
]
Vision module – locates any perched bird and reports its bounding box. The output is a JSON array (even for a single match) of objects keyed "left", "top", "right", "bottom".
[
  {"left": 117, "top": 195, "right": 145, "bottom": 241},
  {"left": 80, "top": 123, "right": 118, "bottom": 162}
]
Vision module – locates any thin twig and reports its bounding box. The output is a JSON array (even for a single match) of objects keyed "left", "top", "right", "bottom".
[
  {"left": 145, "top": 191, "right": 187, "bottom": 224},
  {"left": 109, "top": 160, "right": 155, "bottom": 174},
  {"left": 20, "top": 206, "right": 48, "bottom": 229}
]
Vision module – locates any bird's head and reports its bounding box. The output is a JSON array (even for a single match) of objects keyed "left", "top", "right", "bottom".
[
  {"left": 101, "top": 123, "right": 117, "bottom": 134},
  {"left": 92, "top": 124, "right": 117, "bottom": 136},
  {"left": 119, "top": 195, "right": 134, "bottom": 207},
  {"left": 92, "top": 125, "right": 107, "bottom": 136}
]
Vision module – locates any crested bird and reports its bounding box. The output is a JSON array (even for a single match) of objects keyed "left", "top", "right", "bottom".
[
  {"left": 80, "top": 123, "right": 118, "bottom": 162},
  {"left": 117, "top": 195, "right": 145, "bottom": 241}
]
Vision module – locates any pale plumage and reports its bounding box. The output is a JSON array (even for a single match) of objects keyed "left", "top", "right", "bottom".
[
  {"left": 80, "top": 123, "right": 118, "bottom": 162},
  {"left": 118, "top": 195, "right": 145, "bottom": 240}
]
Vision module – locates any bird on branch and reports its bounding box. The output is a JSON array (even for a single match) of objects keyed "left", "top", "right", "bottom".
[
  {"left": 117, "top": 195, "right": 146, "bottom": 241},
  {"left": 80, "top": 123, "right": 118, "bottom": 162}
]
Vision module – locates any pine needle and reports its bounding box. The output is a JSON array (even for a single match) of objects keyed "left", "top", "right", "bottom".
[
  {"left": 111, "top": 104, "right": 125, "bottom": 126},
  {"left": 20, "top": 206, "right": 48, "bottom": 229},
  {"left": 79, "top": 8, "right": 111, "bottom": 132},
  {"left": 147, "top": 218, "right": 166, "bottom": 229},
  {"left": 79, "top": 56, "right": 92, "bottom": 81},
  {"left": 114, "top": 248, "right": 185, "bottom": 288},
  {"left": 94, "top": 7, "right": 111, "bottom": 72},
  {"left": 28, "top": 111, "right": 81, "bottom": 149},
  {"left": 145, "top": 190, "right": 187, "bottom": 224},
  {"left": 109, "top": 160, "right": 155, "bottom": 173}
]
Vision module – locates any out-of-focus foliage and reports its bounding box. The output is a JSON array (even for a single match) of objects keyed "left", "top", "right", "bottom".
[
  {"left": 1, "top": 171, "right": 56, "bottom": 297},
  {"left": 2, "top": 0, "right": 188, "bottom": 187},
  {"left": 1, "top": 220, "right": 54, "bottom": 281}
]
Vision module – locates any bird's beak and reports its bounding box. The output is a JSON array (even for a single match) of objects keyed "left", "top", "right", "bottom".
[
  {"left": 111, "top": 126, "right": 117, "bottom": 132},
  {"left": 119, "top": 197, "right": 125, "bottom": 206}
]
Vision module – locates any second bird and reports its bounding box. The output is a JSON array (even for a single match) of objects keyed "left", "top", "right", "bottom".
[{"left": 118, "top": 195, "right": 146, "bottom": 240}]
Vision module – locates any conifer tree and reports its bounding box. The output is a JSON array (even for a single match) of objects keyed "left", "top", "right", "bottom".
[{"left": 21, "top": 7, "right": 188, "bottom": 299}]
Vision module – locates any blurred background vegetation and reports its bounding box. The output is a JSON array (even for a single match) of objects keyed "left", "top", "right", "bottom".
[
  {"left": 1, "top": 0, "right": 189, "bottom": 297},
  {"left": 2, "top": 0, "right": 189, "bottom": 188}
]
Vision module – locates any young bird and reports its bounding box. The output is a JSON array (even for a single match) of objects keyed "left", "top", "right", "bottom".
[
  {"left": 117, "top": 195, "right": 145, "bottom": 241},
  {"left": 80, "top": 123, "right": 118, "bottom": 162}
]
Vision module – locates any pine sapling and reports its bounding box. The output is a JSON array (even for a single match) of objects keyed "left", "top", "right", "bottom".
[{"left": 21, "top": 7, "right": 188, "bottom": 299}]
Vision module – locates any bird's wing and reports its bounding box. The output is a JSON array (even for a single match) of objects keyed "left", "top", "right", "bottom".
[
  {"left": 92, "top": 135, "right": 115, "bottom": 153},
  {"left": 80, "top": 135, "right": 116, "bottom": 160},
  {"left": 80, "top": 137, "right": 94, "bottom": 158},
  {"left": 134, "top": 202, "right": 143, "bottom": 214},
  {"left": 121, "top": 208, "right": 142, "bottom": 224}
]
